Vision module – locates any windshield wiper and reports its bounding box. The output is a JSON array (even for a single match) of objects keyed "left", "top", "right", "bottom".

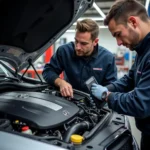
[{"left": 0, "top": 74, "right": 20, "bottom": 82}]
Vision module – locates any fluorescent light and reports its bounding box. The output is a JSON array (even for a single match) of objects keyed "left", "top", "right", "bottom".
[
  {"left": 66, "top": 30, "right": 76, "bottom": 33},
  {"left": 145, "top": 0, "right": 150, "bottom": 10},
  {"left": 93, "top": 2, "right": 106, "bottom": 18},
  {"left": 99, "top": 26, "right": 108, "bottom": 28},
  {"left": 73, "top": 17, "right": 104, "bottom": 25},
  {"left": 77, "top": 17, "right": 104, "bottom": 21},
  {"left": 66, "top": 26, "right": 108, "bottom": 33}
]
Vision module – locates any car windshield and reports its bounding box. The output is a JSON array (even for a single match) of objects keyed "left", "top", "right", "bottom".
[
  {"left": 0, "top": 64, "right": 10, "bottom": 76},
  {"left": 0, "top": 62, "right": 18, "bottom": 81}
]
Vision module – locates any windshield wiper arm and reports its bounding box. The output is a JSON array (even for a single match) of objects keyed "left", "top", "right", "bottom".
[{"left": 0, "top": 74, "right": 20, "bottom": 82}]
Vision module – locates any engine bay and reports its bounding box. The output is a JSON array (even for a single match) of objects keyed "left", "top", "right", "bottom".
[
  {"left": 0, "top": 86, "right": 110, "bottom": 142},
  {"left": 0, "top": 81, "right": 139, "bottom": 150}
]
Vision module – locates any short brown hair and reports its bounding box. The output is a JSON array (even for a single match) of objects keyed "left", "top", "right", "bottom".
[
  {"left": 76, "top": 19, "right": 99, "bottom": 41},
  {"left": 104, "top": 0, "right": 149, "bottom": 26}
]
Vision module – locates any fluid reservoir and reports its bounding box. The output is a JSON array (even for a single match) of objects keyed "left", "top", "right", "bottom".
[
  {"left": 70, "top": 134, "right": 84, "bottom": 145},
  {"left": 21, "top": 126, "right": 32, "bottom": 135}
]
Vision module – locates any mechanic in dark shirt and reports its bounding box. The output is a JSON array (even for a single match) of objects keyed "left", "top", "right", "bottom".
[
  {"left": 90, "top": 1, "right": 150, "bottom": 150},
  {"left": 42, "top": 19, "right": 117, "bottom": 98}
]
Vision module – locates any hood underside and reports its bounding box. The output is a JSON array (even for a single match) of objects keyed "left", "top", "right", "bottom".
[{"left": 0, "top": 0, "right": 93, "bottom": 71}]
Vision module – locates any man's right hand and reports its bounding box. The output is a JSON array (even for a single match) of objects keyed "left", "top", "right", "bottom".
[
  {"left": 91, "top": 83, "right": 108, "bottom": 100},
  {"left": 54, "top": 78, "right": 73, "bottom": 98}
]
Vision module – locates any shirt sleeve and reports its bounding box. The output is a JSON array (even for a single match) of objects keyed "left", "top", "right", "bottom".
[
  {"left": 108, "top": 60, "right": 150, "bottom": 118},
  {"left": 42, "top": 47, "right": 64, "bottom": 86}
]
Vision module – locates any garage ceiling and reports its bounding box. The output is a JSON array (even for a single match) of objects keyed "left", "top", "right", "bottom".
[
  {"left": 84, "top": 0, "right": 146, "bottom": 17},
  {"left": 69, "top": 0, "right": 148, "bottom": 30}
]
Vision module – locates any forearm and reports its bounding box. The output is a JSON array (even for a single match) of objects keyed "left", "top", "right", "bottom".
[
  {"left": 106, "top": 73, "right": 134, "bottom": 93},
  {"left": 54, "top": 78, "right": 64, "bottom": 87},
  {"left": 106, "top": 84, "right": 117, "bottom": 92},
  {"left": 42, "top": 68, "right": 59, "bottom": 86},
  {"left": 43, "top": 48, "right": 64, "bottom": 85},
  {"left": 106, "top": 90, "right": 150, "bottom": 118}
]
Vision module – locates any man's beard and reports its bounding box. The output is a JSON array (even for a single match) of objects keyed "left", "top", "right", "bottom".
[
  {"left": 75, "top": 49, "right": 92, "bottom": 57},
  {"left": 128, "top": 28, "right": 139, "bottom": 50}
]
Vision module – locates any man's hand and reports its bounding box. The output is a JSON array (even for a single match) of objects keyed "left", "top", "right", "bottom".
[
  {"left": 55, "top": 78, "right": 73, "bottom": 98},
  {"left": 91, "top": 83, "right": 108, "bottom": 100}
]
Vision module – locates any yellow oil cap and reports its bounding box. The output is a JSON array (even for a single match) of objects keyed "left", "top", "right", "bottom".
[
  {"left": 70, "top": 134, "right": 84, "bottom": 144},
  {"left": 15, "top": 120, "right": 19, "bottom": 124}
]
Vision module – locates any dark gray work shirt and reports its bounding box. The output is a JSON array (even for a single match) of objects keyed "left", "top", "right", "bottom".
[{"left": 43, "top": 42, "right": 117, "bottom": 93}]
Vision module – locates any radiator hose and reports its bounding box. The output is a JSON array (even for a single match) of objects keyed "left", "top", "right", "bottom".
[
  {"left": 64, "top": 121, "right": 90, "bottom": 142},
  {"left": 0, "top": 119, "right": 12, "bottom": 131}
]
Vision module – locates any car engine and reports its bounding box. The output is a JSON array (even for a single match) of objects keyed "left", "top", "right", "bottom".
[
  {"left": 0, "top": 80, "right": 139, "bottom": 150},
  {"left": 0, "top": 86, "right": 109, "bottom": 143}
]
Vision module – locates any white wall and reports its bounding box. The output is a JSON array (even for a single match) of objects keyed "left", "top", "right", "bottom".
[
  {"left": 98, "top": 28, "right": 118, "bottom": 54},
  {"left": 60, "top": 28, "right": 118, "bottom": 54}
]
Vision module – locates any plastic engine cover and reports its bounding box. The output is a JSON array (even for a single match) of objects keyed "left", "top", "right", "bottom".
[{"left": 0, "top": 92, "right": 79, "bottom": 129}]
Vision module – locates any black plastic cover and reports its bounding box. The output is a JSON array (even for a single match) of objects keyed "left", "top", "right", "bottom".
[{"left": 0, "top": 92, "right": 79, "bottom": 129}]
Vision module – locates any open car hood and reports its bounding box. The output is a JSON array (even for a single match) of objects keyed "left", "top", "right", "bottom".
[{"left": 0, "top": 0, "right": 93, "bottom": 71}]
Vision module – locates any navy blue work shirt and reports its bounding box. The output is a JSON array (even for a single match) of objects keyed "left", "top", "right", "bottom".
[
  {"left": 43, "top": 42, "right": 117, "bottom": 93},
  {"left": 107, "top": 32, "right": 150, "bottom": 135}
]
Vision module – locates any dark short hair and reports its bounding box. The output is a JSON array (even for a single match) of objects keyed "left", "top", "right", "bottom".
[
  {"left": 104, "top": 0, "right": 149, "bottom": 26},
  {"left": 76, "top": 19, "right": 99, "bottom": 41}
]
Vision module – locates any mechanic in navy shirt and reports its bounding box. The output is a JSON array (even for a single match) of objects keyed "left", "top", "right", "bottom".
[
  {"left": 42, "top": 19, "right": 117, "bottom": 98},
  {"left": 90, "top": 1, "right": 150, "bottom": 150}
]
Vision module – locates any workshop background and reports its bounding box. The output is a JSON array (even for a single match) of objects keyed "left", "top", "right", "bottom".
[{"left": 23, "top": 0, "right": 150, "bottom": 147}]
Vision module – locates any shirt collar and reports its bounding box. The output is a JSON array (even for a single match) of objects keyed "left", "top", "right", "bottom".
[{"left": 134, "top": 32, "right": 150, "bottom": 55}]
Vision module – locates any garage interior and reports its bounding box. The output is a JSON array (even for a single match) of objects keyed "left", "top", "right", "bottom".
[
  {"left": 27, "top": 0, "right": 150, "bottom": 147},
  {"left": 1, "top": 0, "right": 150, "bottom": 149}
]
